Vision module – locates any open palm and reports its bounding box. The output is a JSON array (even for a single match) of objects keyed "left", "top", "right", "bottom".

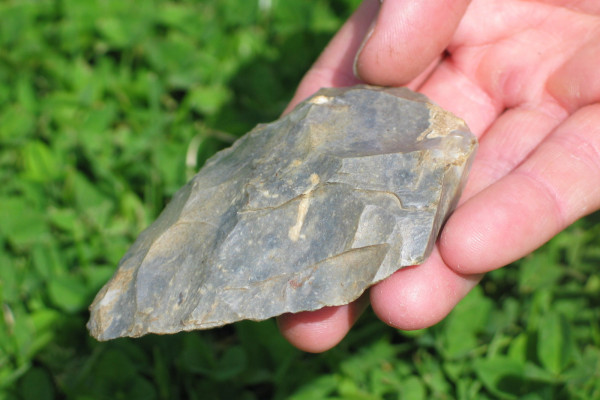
[{"left": 277, "top": 0, "right": 600, "bottom": 352}]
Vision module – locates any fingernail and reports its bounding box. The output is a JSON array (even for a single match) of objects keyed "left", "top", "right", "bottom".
[{"left": 353, "top": 0, "right": 383, "bottom": 81}]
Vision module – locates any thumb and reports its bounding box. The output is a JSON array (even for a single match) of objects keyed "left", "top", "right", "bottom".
[{"left": 354, "top": 0, "right": 471, "bottom": 86}]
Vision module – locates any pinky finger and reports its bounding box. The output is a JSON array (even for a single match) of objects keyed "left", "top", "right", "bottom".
[{"left": 277, "top": 295, "right": 369, "bottom": 353}]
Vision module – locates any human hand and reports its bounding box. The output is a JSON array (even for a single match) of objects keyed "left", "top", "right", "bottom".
[{"left": 277, "top": 0, "right": 600, "bottom": 352}]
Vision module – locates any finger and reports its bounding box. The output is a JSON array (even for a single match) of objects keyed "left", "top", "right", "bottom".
[
  {"left": 283, "top": 0, "right": 380, "bottom": 114},
  {"left": 355, "top": 0, "right": 472, "bottom": 86},
  {"left": 460, "top": 105, "right": 565, "bottom": 202},
  {"left": 440, "top": 104, "right": 600, "bottom": 274},
  {"left": 532, "top": 1, "right": 600, "bottom": 14},
  {"left": 277, "top": 295, "right": 369, "bottom": 353},
  {"left": 370, "top": 247, "right": 481, "bottom": 330},
  {"left": 547, "top": 32, "right": 600, "bottom": 113}
]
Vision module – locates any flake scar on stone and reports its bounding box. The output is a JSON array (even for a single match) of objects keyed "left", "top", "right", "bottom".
[
  {"left": 87, "top": 85, "right": 477, "bottom": 341},
  {"left": 288, "top": 173, "right": 319, "bottom": 242}
]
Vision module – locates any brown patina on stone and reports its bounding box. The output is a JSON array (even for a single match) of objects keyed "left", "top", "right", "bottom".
[{"left": 88, "top": 85, "right": 477, "bottom": 341}]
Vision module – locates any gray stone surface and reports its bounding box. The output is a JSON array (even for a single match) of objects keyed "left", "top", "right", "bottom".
[{"left": 88, "top": 85, "right": 477, "bottom": 340}]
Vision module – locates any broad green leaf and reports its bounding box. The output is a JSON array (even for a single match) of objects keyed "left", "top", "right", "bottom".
[
  {"left": 527, "top": 289, "right": 553, "bottom": 331},
  {"left": 443, "top": 361, "right": 464, "bottom": 383},
  {"left": 414, "top": 349, "right": 451, "bottom": 395},
  {"left": 48, "top": 274, "right": 90, "bottom": 313},
  {"left": 66, "top": 171, "right": 113, "bottom": 230},
  {"left": 152, "top": 346, "right": 171, "bottom": 400},
  {"left": 339, "top": 339, "right": 399, "bottom": 383},
  {"left": 0, "top": 361, "right": 30, "bottom": 392},
  {"left": 456, "top": 379, "right": 483, "bottom": 400},
  {"left": 518, "top": 252, "right": 563, "bottom": 293},
  {"left": 218, "top": 0, "right": 259, "bottom": 26},
  {"left": 337, "top": 377, "right": 376, "bottom": 399},
  {"left": 584, "top": 274, "right": 600, "bottom": 294},
  {"left": 441, "top": 285, "right": 493, "bottom": 359},
  {"left": 488, "top": 297, "right": 520, "bottom": 333},
  {"left": 80, "top": 103, "right": 118, "bottom": 135},
  {"left": 19, "top": 367, "right": 54, "bottom": 400},
  {"left": 474, "top": 357, "right": 525, "bottom": 400},
  {"left": 16, "top": 76, "right": 37, "bottom": 113},
  {"left": 233, "top": 29, "right": 268, "bottom": 60},
  {"left": 83, "top": 265, "right": 117, "bottom": 292},
  {"left": 399, "top": 376, "right": 427, "bottom": 400},
  {"left": 288, "top": 375, "right": 339, "bottom": 400},
  {"left": 538, "top": 311, "right": 573, "bottom": 375},
  {"left": 96, "top": 17, "right": 132, "bottom": 48},
  {"left": 310, "top": 0, "right": 341, "bottom": 32},
  {"left": 272, "top": 0, "right": 311, "bottom": 33},
  {"left": 94, "top": 348, "right": 137, "bottom": 384},
  {"left": 187, "top": 85, "right": 232, "bottom": 116},
  {"left": 212, "top": 346, "right": 247, "bottom": 381},
  {"left": 0, "top": 105, "right": 35, "bottom": 142},
  {"left": 47, "top": 208, "right": 85, "bottom": 237},
  {"left": 178, "top": 333, "right": 216, "bottom": 374},
  {"left": 21, "top": 141, "right": 62, "bottom": 182},
  {"left": 0, "top": 251, "right": 19, "bottom": 302},
  {"left": 475, "top": 358, "right": 555, "bottom": 399},
  {"left": 523, "top": 362, "right": 556, "bottom": 383},
  {"left": 72, "top": 171, "right": 109, "bottom": 209},
  {"left": 157, "top": 3, "right": 194, "bottom": 27},
  {"left": 8, "top": 304, "right": 35, "bottom": 365},
  {"left": 31, "top": 242, "right": 63, "bottom": 279},
  {"left": 368, "top": 365, "right": 402, "bottom": 397},
  {"left": 145, "top": 36, "right": 203, "bottom": 88},
  {"left": 562, "top": 346, "right": 600, "bottom": 397},
  {"left": 83, "top": 347, "right": 158, "bottom": 400},
  {"left": 178, "top": 341, "right": 248, "bottom": 382},
  {"left": 40, "top": 91, "right": 82, "bottom": 130},
  {"left": 127, "top": 377, "right": 157, "bottom": 400},
  {"left": 508, "top": 333, "right": 528, "bottom": 364},
  {"left": 234, "top": 319, "right": 296, "bottom": 367},
  {"left": 28, "top": 309, "right": 62, "bottom": 356},
  {"left": 0, "top": 197, "right": 48, "bottom": 248}
]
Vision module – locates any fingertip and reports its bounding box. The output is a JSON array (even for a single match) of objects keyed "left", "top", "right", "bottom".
[
  {"left": 370, "top": 249, "right": 481, "bottom": 330},
  {"left": 438, "top": 205, "right": 489, "bottom": 274},
  {"left": 439, "top": 172, "right": 564, "bottom": 275},
  {"left": 355, "top": 0, "right": 471, "bottom": 86},
  {"left": 277, "top": 297, "right": 368, "bottom": 353},
  {"left": 370, "top": 266, "right": 435, "bottom": 330}
]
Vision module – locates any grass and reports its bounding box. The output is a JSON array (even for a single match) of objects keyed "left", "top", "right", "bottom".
[{"left": 1, "top": 0, "right": 599, "bottom": 398}]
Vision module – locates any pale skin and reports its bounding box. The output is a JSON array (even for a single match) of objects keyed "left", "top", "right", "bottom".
[{"left": 276, "top": 0, "right": 600, "bottom": 353}]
